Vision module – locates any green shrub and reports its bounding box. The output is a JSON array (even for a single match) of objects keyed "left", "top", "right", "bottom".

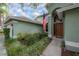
[
  {"left": 17, "top": 32, "right": 48, "bottom": 46},
  {"left": 7, "top": 46, "right": 23, "bottom": 56},
  {"left": 61, "top": 40, "right": 65, "bottom": 47},
  {"left": 38, "top": 32, "right": 48, "bottom": 39},
  {"left": 3, "top": 28, "right": 10, "bottom": 40},
  {"left": 0, "top": 29, "right": 3, "bottom": 34},
  {"left": 32, "top": 32, "right": 48, "bottom": 39},
  {"left": 22, "top": 37, "right": 49, "bottom": 56},
  {"left": 6, "top": 37, "right": 49, "bottom": 56},
  {"left": 5, "top": 38, "right": 25, "bottom": 56},
  {"left": 46, "top": 23, "right": 48, "bottom": 32},
  {"left": 17, "top": 33, "right": 29, "bottom": 41},
  {"left": 6, "top": 32, "right": 49, "bottom": 56},
  {"left": 5, "top": 39, "right": 15, "bottom": 47},
  {"left": 17, "top": 33, "right": 33, "bottom": 45}
]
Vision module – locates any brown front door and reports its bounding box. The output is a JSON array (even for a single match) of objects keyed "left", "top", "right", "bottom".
[
  {"left": 54, "top": 22, "right": 63, "bottom": 38},
  {"left": 53, "top": 14, "right": 64, "bottom": 38}
]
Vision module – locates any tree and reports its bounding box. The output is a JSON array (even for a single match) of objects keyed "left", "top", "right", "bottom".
[{"left": 0, "top": 3, "right": 8, "bottom": 28}]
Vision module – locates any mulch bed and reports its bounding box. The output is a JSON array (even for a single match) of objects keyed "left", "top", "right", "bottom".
[{"left": 61, "top": 47, "right": 79, "bottom": 56}]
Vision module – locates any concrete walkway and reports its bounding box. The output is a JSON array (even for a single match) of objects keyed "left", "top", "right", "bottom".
[
  {"left": 42, "top": 37, "right": 63, "bottom": 56},
  {"left": 0, "top": 35, "right": 7, "bottom": 56}
]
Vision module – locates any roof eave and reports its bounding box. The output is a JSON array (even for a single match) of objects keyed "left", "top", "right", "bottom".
[{"left": 56, "top": 4, "right": 79, "bottom": 13}]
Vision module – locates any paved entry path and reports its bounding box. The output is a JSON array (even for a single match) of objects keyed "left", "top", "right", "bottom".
[
  {"left": 0, "top": 35, "right": 7, "bottom": 56},
  {"left": 42, "top": 37, "right": 63, "bottom": 56}
]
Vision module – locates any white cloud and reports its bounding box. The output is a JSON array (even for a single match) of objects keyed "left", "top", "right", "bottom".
[
  {"left": 33, "top": 12, "right": 41, "bottom": 17},
  {"left": 8, "top": 3, "right": 48, "bottom": 20}
]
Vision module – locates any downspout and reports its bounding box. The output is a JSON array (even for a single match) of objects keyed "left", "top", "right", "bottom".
[{"left": 11, "top": 24, "right": 14, "bottom": 39}]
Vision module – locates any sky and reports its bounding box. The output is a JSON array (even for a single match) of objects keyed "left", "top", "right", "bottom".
[{"left": 8, "top": 3, "right": 48, "bottom": 20}]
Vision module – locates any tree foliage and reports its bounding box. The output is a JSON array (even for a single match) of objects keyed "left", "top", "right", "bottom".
[{"left": 0, "top": 3, "right": 8, "bottom": 15}]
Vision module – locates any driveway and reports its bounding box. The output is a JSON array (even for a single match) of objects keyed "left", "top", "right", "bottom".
[
  {"left": 42, "top": 37, "right": 63, "bottom": 56},
  {"left": 0, "top": 35, "right": 7, "bottom": 56}
]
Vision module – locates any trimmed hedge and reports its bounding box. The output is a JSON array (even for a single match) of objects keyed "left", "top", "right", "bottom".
[
  {"left": 3, "top": 28, "right": 10, "bottom": 40},
  {"left": 17, "top": 32, "right": 48, "bottom": 46}
]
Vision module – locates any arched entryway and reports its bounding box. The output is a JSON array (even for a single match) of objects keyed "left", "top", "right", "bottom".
[{"left": 52, "top": 7, "right": 64, "bottom": 38}]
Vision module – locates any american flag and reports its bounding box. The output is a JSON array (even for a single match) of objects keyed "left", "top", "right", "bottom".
[{"left": 42, "top": 14, "right": 47, "bottom": 32}]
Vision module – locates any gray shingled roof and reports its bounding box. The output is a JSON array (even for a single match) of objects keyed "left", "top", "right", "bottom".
[{"left": 4, "top": 16, "right": 42, "bottom": 25}]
